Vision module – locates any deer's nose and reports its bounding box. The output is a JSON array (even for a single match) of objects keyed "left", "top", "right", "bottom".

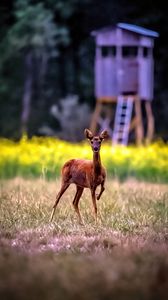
[{"left": 93, "top": 146, "right": 98, "bottom": 152}]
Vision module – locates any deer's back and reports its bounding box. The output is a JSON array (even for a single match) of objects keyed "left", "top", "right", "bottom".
[{"left": 61, "top": 159, "right": 106, "bottom": 188}]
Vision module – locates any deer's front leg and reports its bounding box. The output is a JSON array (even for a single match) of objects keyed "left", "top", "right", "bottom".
[
  {"left": 91, "top": 187, "right": 97, "bottom": 223},
  {"left": 97, "top": 181, "right": 105, "bottom": 200}
]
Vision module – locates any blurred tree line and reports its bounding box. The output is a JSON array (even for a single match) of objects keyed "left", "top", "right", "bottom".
[{"left": 0, "top": 0, "right": 168, "bottom": 141}]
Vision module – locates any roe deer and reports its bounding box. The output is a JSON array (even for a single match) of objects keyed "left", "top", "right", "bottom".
[{"left": 50, "top": 129, "right": 108, "bottom": 223}]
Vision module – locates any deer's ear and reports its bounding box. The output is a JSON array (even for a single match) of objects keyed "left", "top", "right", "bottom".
[
  {"left": 84, "top": 129, "right": 93, "bottom": 140},
  {"left": 100, "top": 130, "right": 109, "bottom": 140}
]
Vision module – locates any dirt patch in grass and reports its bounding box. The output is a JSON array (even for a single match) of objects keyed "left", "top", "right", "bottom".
[{"left": 0, "top": 225, "right": 167, "bottom": 256}]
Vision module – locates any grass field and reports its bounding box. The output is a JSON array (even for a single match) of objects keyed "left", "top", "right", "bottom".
[{"left": 0, "top": 178, "right": 168, "bottom": 299}]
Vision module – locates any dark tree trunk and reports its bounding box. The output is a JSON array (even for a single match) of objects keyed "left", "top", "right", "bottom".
[
  {"left": 72, "top": 45, "right": 80, "bottom": 95},
  {"left": 59, "top": 48, "right": 66, "bottom": 98},
  {"left": 21, "top": 51, "right": 33, "bottom": 135},
  {"left": 35, "top": 52, "right": 48, "bottom": 127},
  {"left": 37, "top": 52, "right": 48, "bottom": 108}
]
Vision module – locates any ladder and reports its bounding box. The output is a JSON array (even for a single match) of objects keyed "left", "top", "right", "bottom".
[{"left": 112, "top": 95, "right": 133, "bottom": 145}]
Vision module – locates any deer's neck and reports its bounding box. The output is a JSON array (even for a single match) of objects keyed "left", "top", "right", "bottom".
[{"left": 93, "top": 152, "right": 102, "bottom": 176}]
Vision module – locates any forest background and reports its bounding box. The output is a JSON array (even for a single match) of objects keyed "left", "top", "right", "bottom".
[{"left": 0, "top": 0, "right": 168, "bottom": 142}]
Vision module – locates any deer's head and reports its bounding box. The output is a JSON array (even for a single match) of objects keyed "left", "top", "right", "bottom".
[{"left": 84, "top": 129, "right": 108, "bottom": 153}]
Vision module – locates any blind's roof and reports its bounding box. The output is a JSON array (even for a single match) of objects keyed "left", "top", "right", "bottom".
[
  {"left": 118, "top": 23, "right": 159, "bottom": 38},
  {"left": 92, "top": 23, "right": 159, "bottom": 38}
]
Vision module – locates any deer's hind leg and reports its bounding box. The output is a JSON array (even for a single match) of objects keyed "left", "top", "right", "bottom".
[
  {"left": 50, "top": 182, "right": 70, "bottom": 222},
  {"left": 73, "top": 186, "right": 84, "bottom": 224}
]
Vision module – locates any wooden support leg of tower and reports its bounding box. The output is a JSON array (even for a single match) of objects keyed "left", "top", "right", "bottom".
[
  {"left": 134, "top": 98, "right": 144, "bottom": 145},
  {"left": 145, "top": 101, "right": 154, "bottom": 144},
  {"left": 129, "top": 116, "right": 138, "bottom": 132},
  {"left": 90, "top": 102, "right": 102, "bottom": 134}
]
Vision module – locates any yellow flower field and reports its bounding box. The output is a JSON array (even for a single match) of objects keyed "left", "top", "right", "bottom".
[{"left": 0, "top": 136, "right": 168, "bottom": 182}]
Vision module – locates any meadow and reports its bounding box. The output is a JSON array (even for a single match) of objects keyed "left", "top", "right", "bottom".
[
  {"left": 0, "top": 178, "right": 168, "bottom": 299},
  {"left": 0, "top": 137, "right": 168, "bottom": 299}
]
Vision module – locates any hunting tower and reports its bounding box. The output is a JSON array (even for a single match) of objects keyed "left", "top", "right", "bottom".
[{"left": 90, "top": 23, "right": 159, "bottom": 145}]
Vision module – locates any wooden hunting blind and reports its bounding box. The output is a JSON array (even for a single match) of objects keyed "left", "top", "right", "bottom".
[{"left": 90, "top": 23, "right": 159, "bottom": 145}]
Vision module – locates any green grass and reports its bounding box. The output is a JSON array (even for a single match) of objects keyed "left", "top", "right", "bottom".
[{"left": 0, "top": 178, "right": 168, "bottom": 299}]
